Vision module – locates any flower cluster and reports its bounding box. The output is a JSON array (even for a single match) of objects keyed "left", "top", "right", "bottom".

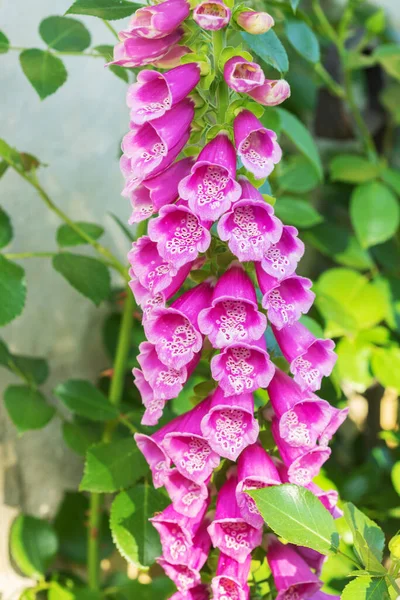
[{"left": 114, "top": 1, "right": 346, "bottom": 598}]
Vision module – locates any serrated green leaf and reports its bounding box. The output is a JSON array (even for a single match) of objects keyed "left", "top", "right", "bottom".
[
  {"left": 341, "top": 577, "right": 389, "bottom": 600},
  {"left": 80, "top": 437, "right": 148, "bottom": 493},
  {"left": 343, "top": 502, "right": 385, "bottom": 565},
  {"left": 10, "top": 515, "right": 58, "bottom": 578},
  {"left": 277, "top": 108, "right": 323, "bottom": 180},
  {"left": 66, "top": 0, "right": 143, "bottom": 20},
  {"left": 110, "top": 483, "right": 168, "bottom": 567},
  {"left": 241, "top": 30, "right": 289, "bottom": 73},
  {"left": 350, "top": 182, "right": 399, "bottom": 248},
  {"left": 250, "top": 484, "right": 339, "bottom": 554},
  {"left": 4, "top": 385, "right": 55, "bottom": 433},
  {"left": 56, "top": 222, "right": 104, "bottom": 247},
  {"left": 0, "top": 206, "right": 13, "bottom": 248},
  {"left": 54, "top": 379, "right": 119, "bottom": 421},
  {"left": 353, "top": 531, "right": 387, "bottom": 575},
  {"left": 0, "top": 256, "right": 26, "bottom": 326},
  {"left": 274, "top": 196, "right": 322, "bottom": 228},
  {"left": 39, "top": 16, "right": 91, "bottom": 52},
  {"left": 62, "top": 420, "right": 102, "bottom": 456},
  {"left": 52, "top": 253, "right": 110, "bottom": 305},
  {"left": 20, "top": 49, "right": 68, "bottom": 100},
  {"left": 330, "top": 155, "right": 380, "bottom": 183},
  {"left": 0, "top": 31, "right": 10, "bottom": 53},
  {"left": 285, "top": 19, "right": 320, "bottom": 64}
]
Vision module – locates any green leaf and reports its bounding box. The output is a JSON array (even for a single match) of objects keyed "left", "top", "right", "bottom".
[
  {"left": 336, "top": 337, "right": 373, "bottom": 391},
  {"left": 116, "top": 578, "right": 176, "bottom": 600},
  {"left": 381, "top": 167, "right": 400, "bottom": 196},
  {"left": 0, "top": 161, "right": 8, "bottom": 178},
  {"left": 391, "top": 461, "right": 400, "bottom": 496},
  {"left": 10, "top": 515, "right": 58, "bottom": 578},
  {"left": 109, "top": 65, "right": 130, "bottom": 82},
  {"left": 278, "top": 155, "right": 320, "bottom": 193},
  {"left": 4, "top": 385, "right": 55, "bottom": 433},
  {"left": 110, "top": 483, "right": 169, "bottom": 567},
  {"left": 54, "top": 379, "right": 118, "bottom": 421},
  {"left": 0, "top": 256, "right": 26, "bottom": 326},
  {"left": 366, "top": 9, "right": 386, "bottom": 34},
  {"left": 374, "top": 44, "right": 400, "bottom": 82},
  {"left": 80, "top": 437, "right": 148, "bottom": 493},
  {"left": 285, "top": 20, "right": 320, "bottom": 64},
  {"left": 290, "top": 0, "right": 301, "bottom": 12},
  {"left": 380, "top": 85, "right": 400, "bottom": 125},
  {"left": 277, "top": 108, "right": 323, "bottom": 180},
  {"left": 274, "top": 196, "right": 322, "bottom": 228},
  {"left": 371, "top": 347, "right": 400, "bottom": 392},
  {"left": 303, "top": 223, "right": 373, "bottom": 270},
  {"left": 11, "top": 355, "right": 49, "bottom": 385},
  {"left": 343, "top": 502, "right": 385, "bottom": 564},
  {"left": 39, "top": 16, "right": 91, "bottom": 52},
  {"left": 108, "top": 212, "right": 135, "bottom": 242},
  {"left": 19, "top": 49, "right": 68, "bottom": 100},
  {"left": 48, "top": 583, "right": 102, "bottom": 600},
  {"left": 52, "top": 253, "right": 110, "bottom": 305},
  {"left": 66, "top": 0, "right": 142, "bottom": 20},
  {"left": 56, "top": 222, "right": 104, "bottom": 247},
  {"left": 249, "top": 484, "right": 339, "bottom": 554},
  {"left": 341, "top": 577, "right": 390, "bottom": 600},
  {"left": 62, "top": 420, "right": 102, "bottom": 456},
  {"left": 0, "top": 31, "right": 10, "bottom": 54},
  {"left": 330, "top": 155, "right": 380, "bottom": 183},
  {"left": 241, "top": 30, "right": 289, "bottom": 73},
  {"left": 0, "top": 206, "right": 13, "bottom": 248},
  {"left": 353, "top": 531, "right": 387, "bottom": 575},
  {"left": 350, "top": 182, "right": 399, "bottom": 248}
]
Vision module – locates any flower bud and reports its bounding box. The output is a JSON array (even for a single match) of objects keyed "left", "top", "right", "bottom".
[
  {"left": 193, "top": 0, "right": 231, "bottom": 31},
  {"left": 237, "top": 10, "right": 275, "bottom": 34},
  {"left": 389, "top": 535, "right": 400, "bottom": 560}
]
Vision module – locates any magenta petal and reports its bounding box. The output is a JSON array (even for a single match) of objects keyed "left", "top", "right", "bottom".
[
  {"left": 261, "top": 225, "right": 305, "bottom": 280},
  {"left": 319, "top": 406, "right": 349, "bottom": 447},
  {"left": 164, "top": 469, "right": 209, "bottom": 517},
  {"left": 134, "top": 431, "right": 172, "bottom": 488},
  {"left": 158, "top": 560, "right": 201, "bottom": 594},
  {"left": 140, "top": 157, "right": 194, "bottom": 207},
  {"left": 295, "top": 546, "right": 327, "bottom": 577},
  {"left": 137, "top": 341, "right": 188, "bottom": 399},
  {"left": 128, "top": 236, "right": 178, "bottom": 295},
  {"left": 200, "top": 387, "right": 259, "bottom": 460},
  {"left": 211, "top": 554, "right": 251, "bottom": 600},
  {"left": 193, "top": 0, "right": 231, "bottom": 30},
  {"left": 224, "top": 57, "right": 265, "bottom": 93},
  {"left": 110, "top": 29, "right": 183, "bottom": 67},
  {"left": 307, "top": 482, "right": 342, "bottom": 519},
  {"left": 309, "top": 592, "right": 340, "bottom": 600},
  {"left": 234, "top": 111, "right": 282, "bottom": 179},
  {"left": 126, "top": 0, "right": 190, "bottom": 39},
  {"left": 247, "top": 79, "right": 291, "bottom": 106},
  {"left": 153, "top": 45, "right": 192, "bottom": 69},
  {"left": 133, "top": 368, "right": 166, "bottom": 426},
  {"left": 169, "top": 585, "right": 210, "bottom": 600}
]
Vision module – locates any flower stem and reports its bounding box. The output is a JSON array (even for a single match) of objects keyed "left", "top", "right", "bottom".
[
  {"left": 212, "top": 29, "right": 230, "bottom": 125},
  {"left": 102, "top": 19, "right": 120, "bottom": 41},
  {"left": 9, "top": 46, "right": 104, "bottom": 58},
  {"left": 87, "top": 492, "right": 101, "bottom": 590}
]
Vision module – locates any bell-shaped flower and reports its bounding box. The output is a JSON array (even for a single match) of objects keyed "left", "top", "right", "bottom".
[
  {"left": 208, "top": 474, "right": 262, "bottom": 563},
  {"left": 164, "top": 469, "right": 209, "bottom": 517},
  {"left": 110, "top": 29, "right": 183, "bottom": 67},
  {"left": 128, "top": 236, "right": 178, "bottom": 296},
  {"left": 179, "top": 132, "right": 241, "bottom": 222},
  {"left": 256, "top": 264, "right": 315, "bottom": 329},
  {"left": 307, "top": 482, "right": 343, "bottom": 519},
  {"left": 198, "top": 263, "right": 266, "bottom": 348},
  {"left": 200, "top": 386, "right": 259, "bottom": 460},
  {"left": 169, "top": 585, "right": 210, "bottom": 600},
  {"left": 261, "top": 225, "right": 304, "bottom": 280},
  {"left": 163, "top": 397, "right": 220, "bottom": 484},
  {"left": 234, "top": 110, "right": 282, "bottom": 179},
  {"left": 121, "top": 98, "right": 194, "bottom": 184},
  {"left": 211, "top": 553, "right": 251, "bottom": 600},
  {"left": 144, "top": 281, "right": 213, "bottom": 369},
  {"left": 236, "top": 444, "right": 281, "bottom": 528},
  {"left": 150, "top": 501, "right": 209, "bottom": 565},
  {"left": 319, "top": 404, "right": 349, "bottom": 448},
  {"left": 193, "top": 0, "right": 231, "bottom": 30},
  {"left": 218, "top": 177, "right": 282, "bottom": 262},
  {"left": 236, "top": 11, "right": 274, "bottom": 34},
  {"left": 309, "top": 593, "right": 340, "bottom": 600},
  {"left": 148, "top": 200, "right": 212, "bottom": 269},
  {"left": 127, "top": 65, "right": 200, "bottom": 125},
  {"left": 272, "top": 321, "right": 337, "bottom": 392},
  {"left": 211, "top": 336, "right": 275, "bottom": 396},
  {"left": 223, "top": 57, "right": 265, "bottom": 93},
  {"left": 153, "top": 44, "right": 191, "bottom": 69},
  {"left": 295, "top": 546, "right": 326, "bottom": 577},
  {"left": 123, "top": 0, "right": 190, "bottom": 39},
  {"left": 248, "top": 79, "right": 291, "bottom": 106},
  {"left": 266, "top": 535, "right": 322, "bottom": 600}
]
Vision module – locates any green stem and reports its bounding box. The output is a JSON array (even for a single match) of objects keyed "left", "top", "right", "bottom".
[
  {"left": 109, "top": 290, "right": 135, "bottom": 407},
  {"left": 102, "top": 19, "right": 120, "bottom": 41},
  {"left": 388, "top": 575, "right": 400, "bottom": 595},
  {"left": 337, "top": 548, "right": 362, "bottom": 569},
  {"left": 312, "top": 0, "right": 339, "bottom": 45},
  {"left": 87, "top": 492, "right": 101, "bottom": 590},
  {"left": 314, "top": 62, "right": 345, "bottom": 98},
  {"left": 9, "top": 46, "right": 104, "bottom": 58},
  {"left": 212, "top": 30, "right": 230, "bottom": 124},
  {"left": 4, "top": 251, "right": 56, "bottom": 259}
]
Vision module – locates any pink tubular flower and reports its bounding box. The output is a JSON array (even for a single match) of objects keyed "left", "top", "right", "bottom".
[
  {"left": 211, "top": 553, "right": 251, "bottom": 600},
  {"left": 153, "top": 45, "right": 192, "bottom": 69},
  {"left": 218, "top": 177, "right": 282, "bottom": 262},
  {"left": 163, "top": 398, "right": 221, "bottom": 484},
  {"left": 223, "top": 57, "right": 265, "bottom": 93},
  {"left": 234, "top": 110, "right": 282, "bottom": 179},
  {"left": 169, "top": 585, "right": 210, "bottom": 600},
  {"left": 295, "top": 546, "right": 327, "bottom": 577},
  {"left": 256, "top": 264, "right": 315, "bottom": 329},
  {"left": 272, "top": 321, "right": 337, "bottom": 392},
  {"left": 144, "top": 281, "right": 213, "bottom": 369},
  {"left": 148, "top": 201, "right": 212, "bottom": 269},
  {"left": 110, "top": 29, "right": 183, "bottom": 67},
  {"left": 208, "top": 475, "right": 262, "bottom": 563},
  {"left": 237, "top": 11, "right": 274, "bottom": 34},
  {"left": 200, "top": 386, "right": 259, "bottom": 460},
  {"left": 235, "top": 444, "right": 281, "bottom": 528},
  {"left": 267, "top": 536, "right": 322, "bottom": 600},
  {"left": 198, "top": 263, "right": 266, "bottom": 348},
  {"left": 128, "top": 236, "right": 178, "bottom": 295},
  {"left": 127, "top": 65, "right": 200, "bottom": 125},
  {"left": 307, "top": 482, "right": 343, "bottom": 519},
  {"left": 121, "top": 98, "right": 194, "bottom": 184},
  {"left": 123, "top": 0, "right": 190, "bottom": 39},
  {"left": 193, "top": 0, "right": 231, "bottom": 31},
  {"left": 309, "top": 593, "right": 340, "bottom": 600},
  {"left": 261, "top": 225, "right": 304, "bottom": 280},
  {"left": 211, "top": 336, "right": 275, "bottom": 396},
  {"left": 164, "top": 469, "right": 209, "bottom": 517},
  {"left": 150, "top": 501, "right": 209, "bottom": 565},
  {"left": 178, "top": 132, "right": 241, "bottom": 222},
  {"left": 248, "top": 79, "right": 291, "bottom": 107}
]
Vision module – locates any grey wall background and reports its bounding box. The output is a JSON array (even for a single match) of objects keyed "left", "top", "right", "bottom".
[{"left": 1, "top": 0, "right": 400, "bottom": 597}]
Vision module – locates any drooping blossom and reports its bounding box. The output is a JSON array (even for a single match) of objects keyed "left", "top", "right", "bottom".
[
  {"left": 211, "top": 553, "right": 251, "bottom": 600},
  {"left": 110, "top": 29, "right": 183, "bottom": 67},
  {"left": 127, "top": 64, "right": 200, "bottom": 125},
  {"left": 295, "top": 546, "right": 327, "bottom": 577},
  {"left": 198, "top": 263, "right": 266, "bottom": 348},
  {"left": 208, "top": 474, "right": 262, "bottom": 563},
  {"left": 179, "top": 132, "right": 241, "bottom": 222},
  {"left": 248, "top": 79, "right": 291, "bottom": 106},
  {"left": 193, "top": 0, "right": 231, "bottom": 31},
  {"left": 200, "top": 386, "right": 259, "bottom": 460},
  {"left": 256, "top": 263, "right": 315, "bottom": 329},
  {"left": 223, "top": 57, "right": 265, "bottom": 93},
  {"left": 164, "top": 469, "right": 210, "bottom": 517},
  {"left": 169, "top": 585, "right": 210, "bottom": 600},
  {"left": 266, "top": 535, "right": 322, "bottom": 600},
  {"left": 272, "top": 321, "right": 337, "bottom": 392},
  {"left": 218, "top": 177, "right": 282, "bottom": 262},
  {"left": 261, "top": 225, "right": 304, "bottom": 280},
  {"left": 144, "top": 281, "right": 213, "bottom": 369},
  {"left": 211, "top": 336, "right": 275, "bottom": 396},
  {"left": 123, "top": 0, "right": 190, "bottom": 39},
  {"left": 236, "top": 10, "right": 274, "bottom": 34},
  {"left": 235, "top": 444, "right": 281, "bottom": 528},
  {"left": 153, "top": 45, "right": 192, "bottom": 69},
  {"left": 234, "top": 110, "right": 282, "bottom": 179}
]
